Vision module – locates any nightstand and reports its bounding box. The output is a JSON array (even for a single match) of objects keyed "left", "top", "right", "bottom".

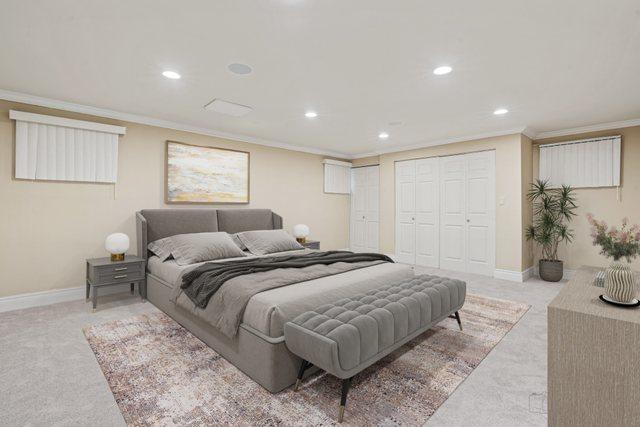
[
  {"left": 86, "top": 255, "right": 146, "bottom": 312},
  {"left": 301, "top": 240, "right": 320, "bottom": 250}
]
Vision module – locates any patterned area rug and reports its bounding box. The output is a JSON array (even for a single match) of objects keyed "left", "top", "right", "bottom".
[{"left": 84, "top": 294, "right": 529, "bottom": 426}]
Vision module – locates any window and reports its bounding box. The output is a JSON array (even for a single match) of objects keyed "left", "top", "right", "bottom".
[
  {"left": 539, "top": 136, "right": 621, "bottom": 188},
  {"left": 323, "top": 159, "right": 351, "bottom": 194},
  {"left": 11, "top": 110, "right": 126, "bottom": 183}
]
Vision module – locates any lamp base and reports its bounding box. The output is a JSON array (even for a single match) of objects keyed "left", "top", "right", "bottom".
[
  {"left": 111, "top": 253, "right": 125, "bottom": 262},
  {"left": 296, "top": 237, "right": 307, "bottom": 244}
]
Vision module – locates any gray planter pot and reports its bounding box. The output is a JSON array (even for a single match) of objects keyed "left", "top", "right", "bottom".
[{"left": 539, "top": 259, "right": 563, "bottom": 282}]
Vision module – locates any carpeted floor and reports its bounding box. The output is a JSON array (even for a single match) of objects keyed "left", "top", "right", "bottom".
[{"left": 83, "top": 293, "right": 529, "bottom": 426}]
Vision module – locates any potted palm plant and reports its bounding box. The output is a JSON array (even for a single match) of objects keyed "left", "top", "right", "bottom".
[{"left": 525, "top": 179, "right": 577, "bottom": 282}]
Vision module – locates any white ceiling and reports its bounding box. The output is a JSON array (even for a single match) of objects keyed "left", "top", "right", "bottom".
[{"left": 1, "top": 0, "right": 639, "bottom": 158}]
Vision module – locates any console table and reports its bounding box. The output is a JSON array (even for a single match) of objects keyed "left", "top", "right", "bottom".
[{"left": 548, "top": 266, "right": 640, "bottom": 426}]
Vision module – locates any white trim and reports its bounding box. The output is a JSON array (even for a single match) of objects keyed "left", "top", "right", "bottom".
[
  {"left": 533, "top": 266, "right": 576, "bottom": 281},
  {"left": 494, "top": 267, "right": 534, "bottom": 283},
  {"left": 534, "top": 118, "right": 640, "bottom": 140},
  {"left": 322, "top": 158, "right": 352, "bottom": 167},
  {"left": 0, "top": 89, "right": 350, "bottom": 159},
  {"left": 0, "top": 284, "right": 134, "bottom": 314},
  {"left": 352, "top": 127, "right": 528, "bottom": 158},
  {"left": 5, "top": 89, "right": 639, "bottom": 159},
  {"left": 10, "top": 110, "right": 126, "bottom": 134}
]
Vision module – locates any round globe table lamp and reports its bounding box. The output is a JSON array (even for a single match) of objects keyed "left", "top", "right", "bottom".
[
  {"left": 105, "top": 233, "right": 130, "bottom": 261},
  {"left": 293, "top": 224, "right": 310, "bottom": 244}
]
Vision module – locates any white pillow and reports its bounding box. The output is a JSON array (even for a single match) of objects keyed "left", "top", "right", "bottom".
[{"left": 237, "top": 230, "right": 304, "bottom": 255}]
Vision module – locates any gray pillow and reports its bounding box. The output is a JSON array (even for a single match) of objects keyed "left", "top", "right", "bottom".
[
  {"left": 147, "top": 237, "right": 174, "bottom": 261},
  {"left": 230, "top": 233, "right": 247, "bottom": 251},
  {"left": 237, "top": 230, "right": 304, "bottom": 255},
  {"left": 149, "top": 232, "right": 246, "bottom": 265}
]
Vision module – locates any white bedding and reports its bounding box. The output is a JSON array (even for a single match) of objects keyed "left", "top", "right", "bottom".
[{"left": 147, "top": 251, "right": 414, "bottom": 338}]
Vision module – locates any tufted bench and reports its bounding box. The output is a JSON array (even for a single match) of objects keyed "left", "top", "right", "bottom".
[{"left": 283, "top": 274, "right": 466, "bottom": 422}]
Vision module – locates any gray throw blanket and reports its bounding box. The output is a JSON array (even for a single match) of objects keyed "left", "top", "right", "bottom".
[{"left": 181, "top": 250, "right": 393, "bottom": 309}]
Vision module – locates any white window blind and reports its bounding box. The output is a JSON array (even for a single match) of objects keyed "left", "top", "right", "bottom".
[
  {"left": 10, "top": 110, "right": 126, "bottom": 183},
  {"left": 539, "top": 136, "right": 621, "bottom": 188},
  {"left": 323, "top": 159, "right": 351, "bottom": 194}
]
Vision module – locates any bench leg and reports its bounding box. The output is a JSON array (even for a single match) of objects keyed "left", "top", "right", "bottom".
[
  {"left": 454, "top": 311, "right": 462, "bottom": 331},
  {"left": 338, "top": 377, "right": 352, "bottom": 423},
  {"left": 294, "top": 359, "right": 312, "bottom": 391}
]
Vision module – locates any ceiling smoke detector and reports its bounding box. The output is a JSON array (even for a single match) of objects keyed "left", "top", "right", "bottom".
[{"left": 204, "top": 99, "right": 253, "bottom": 117}]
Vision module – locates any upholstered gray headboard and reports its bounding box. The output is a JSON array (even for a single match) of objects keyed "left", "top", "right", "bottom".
[{"left": 135, "top": 208, "right": 283, "bottom": 260}]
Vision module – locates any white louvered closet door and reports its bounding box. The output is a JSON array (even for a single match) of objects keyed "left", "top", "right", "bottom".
[
  {"left": 364, "top": 166, "right": 380, "bottom": 252},
  {"left": 439, "top": 151, "right": 495, "bottom": 274},
  {"left": 350, "top": 166, "right": 379, "bottom": 253},
  {"left": 395, "top": 160, "right": 417, "bottom": 263},
  {"left": 414, "top": 158, "right": 440, "bottom": 267},
  {"left": 350, "top": 168, "right": 367, "bottom": 252},
  {"left": 439, "top": 155, "right": 467, "bottom": 272}
]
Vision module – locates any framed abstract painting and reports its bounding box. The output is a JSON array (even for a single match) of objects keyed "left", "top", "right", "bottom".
[{"left": 165, "top": 141, "right": 250, "bottom": 204}]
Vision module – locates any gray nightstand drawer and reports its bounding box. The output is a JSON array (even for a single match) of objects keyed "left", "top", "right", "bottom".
[
  {"left": 97, "top": 263, "right": 144, "bottom": 278},
  {"left": 302, "top": 240, "right": 320, "bottom": 250},
  {"left": 97, "top": 270, "right": 145, "bottom": 284}
]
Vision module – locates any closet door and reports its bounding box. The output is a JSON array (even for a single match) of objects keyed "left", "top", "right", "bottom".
[
  {"left": 395, "top": 160, "right": 416, "bottom": 264},
  {"left": 465, "top": 151, "right": 495, "bottom": 275},
  {"left": 439, "top": 154, "right": 467, "bottom": 272},
  {"left": 350, "top": 168, "right": 367, "bottom": 252},
  {"left": 415, "top": 158, "right": 439, "bottom": 267},
  {"left": 364, "top": 166, "right": 380, "bottom": 252}
]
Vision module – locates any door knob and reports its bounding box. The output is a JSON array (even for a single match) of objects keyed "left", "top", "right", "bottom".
[
  {"left": 466, "top": 219, "right": 470, "bottom": 223},
  {"left": 362, "top": 216, "right": 365, "bottom": 219}
]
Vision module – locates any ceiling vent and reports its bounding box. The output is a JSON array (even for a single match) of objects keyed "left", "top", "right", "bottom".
[{"left": 204, "top": 99, "right": 253, "bottom": 117}]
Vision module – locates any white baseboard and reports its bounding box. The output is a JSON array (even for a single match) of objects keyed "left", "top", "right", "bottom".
[
  {"left": 0, "top": 283, "right": 133, "bottom": 314},
  {"left": 493, "top": 268, "right": 534, "bottom": 283},
  {"left": 532, "top": 266, "right": 576, "bottom": 281}
]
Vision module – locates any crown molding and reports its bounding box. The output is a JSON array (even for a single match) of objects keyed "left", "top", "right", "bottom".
[
  {"left": 533, "top": 118, "right": 640, "bottom": 140},
  {"left": 0, "top": 89, "right": 351, "bottom": 159},
  {"left": 352, "top": 126, "right": 529, "bottom": 158}
]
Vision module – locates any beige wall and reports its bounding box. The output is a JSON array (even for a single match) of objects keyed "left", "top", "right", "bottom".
[
  {"left": 377, "top": 133, "right": 530, "bottom": 272},
  {"left": 533, "top": 125, "right": 640, "bottom": 271},
  {"left": 0, "top": 100, "right": 350, "bottom": 298}
]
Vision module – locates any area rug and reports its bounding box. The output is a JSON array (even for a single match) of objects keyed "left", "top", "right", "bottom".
[{"left": 84, "top": 294, "right": 529, "bottom": 426}]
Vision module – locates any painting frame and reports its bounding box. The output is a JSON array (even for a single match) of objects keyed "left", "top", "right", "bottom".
[{"left": 165, "top": 140, "right": 250, "bottom": 205}]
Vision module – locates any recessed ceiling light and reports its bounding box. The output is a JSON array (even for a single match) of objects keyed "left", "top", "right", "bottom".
[
  {"left": 378, "top": 132, "right": 389, "bottom": 140},
  {"left": 493, "top": 108, "right": 509, "bottom": 115},
  {"left": 228, "top": 63, "right": 253, "bottom": 75},
  {"left": 162, "top": 70, "right": 181, "bottom": 79},
  {"left": 204, "top": 99, "right": 253, "bottom": 117},
  {"left": 433, "top": 66, "right": 452, "bottom": 75},
  {"left": 305, "top": 111, "right": 318, "bottom": 118}
]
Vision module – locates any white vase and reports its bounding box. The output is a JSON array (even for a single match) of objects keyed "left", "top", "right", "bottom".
[{"left": 605, "top": 261, "right": 637, "bottom": 303}]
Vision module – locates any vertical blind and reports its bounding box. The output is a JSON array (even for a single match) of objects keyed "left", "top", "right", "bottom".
[
  {"left": 539, "top": 136, "right": 621, "bottom": 188},
  {"left": 323, "top": 159, "right": 351, "bottom": 194},
  {"left": 11, "top": 110, "right": 126, "bottom": 183}
]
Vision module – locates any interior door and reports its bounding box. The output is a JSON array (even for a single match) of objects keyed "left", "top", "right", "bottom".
[
  {"left": 350, "top": 168, "right": 367, "bottom": 252},
  {"left": 415, "top": 158, "right": 439, "bottom": 267},
  {"left": 439, "top": 154, "right": 466, "bottom": 272},
  {"left": 365, "top": 166, "right": 380, "bottom": 252},
  {"left": 465, "top": 151, "right": 495, "bottom": 275},
  {"left": 395, "top": 160, "right": 416, "bottom": 264}
]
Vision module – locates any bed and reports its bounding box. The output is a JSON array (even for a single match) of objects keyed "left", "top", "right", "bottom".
[{"left": 136, "top": 208, "right": 414, "bottom": 393}]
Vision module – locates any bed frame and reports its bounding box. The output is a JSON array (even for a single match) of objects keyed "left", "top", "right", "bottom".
[{"left": 136, "top": 208, "right": 315, "bottom": 393}]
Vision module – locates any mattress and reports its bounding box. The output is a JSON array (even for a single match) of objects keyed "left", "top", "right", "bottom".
[{"left": 147, "top": 251, "right": 414, "bottom": 338}]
